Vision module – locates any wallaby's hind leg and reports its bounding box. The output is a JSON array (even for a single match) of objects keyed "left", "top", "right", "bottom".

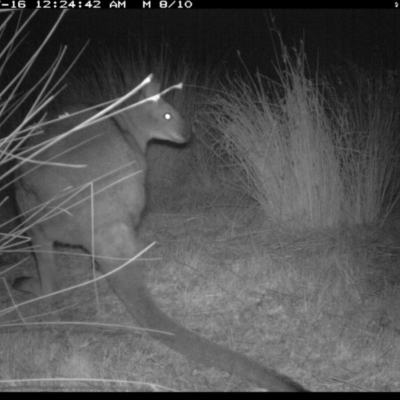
[
  {"left": 93, "top": 221, "right": 144, "bottom": 280},
  {"left": 13, "top": 230, "right": 58, "bottom": 298},
  {"left": 91, "top": 221, "right": 157, "bottom": 323}
]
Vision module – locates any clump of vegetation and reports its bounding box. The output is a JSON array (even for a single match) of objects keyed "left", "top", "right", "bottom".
[{"left": 201, "top": 39, "right": 400, "bottom": 229}]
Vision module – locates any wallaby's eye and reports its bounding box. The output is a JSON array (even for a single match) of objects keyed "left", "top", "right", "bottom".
[{"left": 164, "top": 113, "right": 172, "bottom": 120}]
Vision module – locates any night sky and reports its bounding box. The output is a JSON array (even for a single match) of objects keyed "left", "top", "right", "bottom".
[{"left": 11, "top": 9, "right": 400, "bottom": 78}]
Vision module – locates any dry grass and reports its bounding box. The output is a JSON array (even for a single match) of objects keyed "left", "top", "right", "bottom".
[
  {"left": 200, "top": 40, "right": 343, "bottom": 229},
  {"left": 200, "top": 34, "right": 400, "bottom": 230}
]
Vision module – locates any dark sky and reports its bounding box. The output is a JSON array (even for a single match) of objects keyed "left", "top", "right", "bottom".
[{"left": 5, "top": 9, "right": 400, "bottom": 78}]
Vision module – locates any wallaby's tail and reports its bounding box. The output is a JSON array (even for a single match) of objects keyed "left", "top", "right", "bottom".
[{"left": 106, "top": 260, "right": 308, "bottom": 392}]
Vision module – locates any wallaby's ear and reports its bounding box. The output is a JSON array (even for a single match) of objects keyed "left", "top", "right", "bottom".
[{"left": 141, "top": 78, "right": 161, "bottom": 100}]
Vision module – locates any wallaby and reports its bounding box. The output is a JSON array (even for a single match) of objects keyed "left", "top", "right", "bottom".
[{"left": 14, "top": 77, "right": 307, "bottom": 391}]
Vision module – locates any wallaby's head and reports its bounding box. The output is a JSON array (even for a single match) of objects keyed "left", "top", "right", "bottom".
[{"left": 128, "top": 78, "right": 189, "bottom": 147}]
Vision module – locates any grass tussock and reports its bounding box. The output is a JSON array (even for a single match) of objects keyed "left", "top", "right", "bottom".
[{"left": 200, "top": 38, "right": 400, "bottom": 230}]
